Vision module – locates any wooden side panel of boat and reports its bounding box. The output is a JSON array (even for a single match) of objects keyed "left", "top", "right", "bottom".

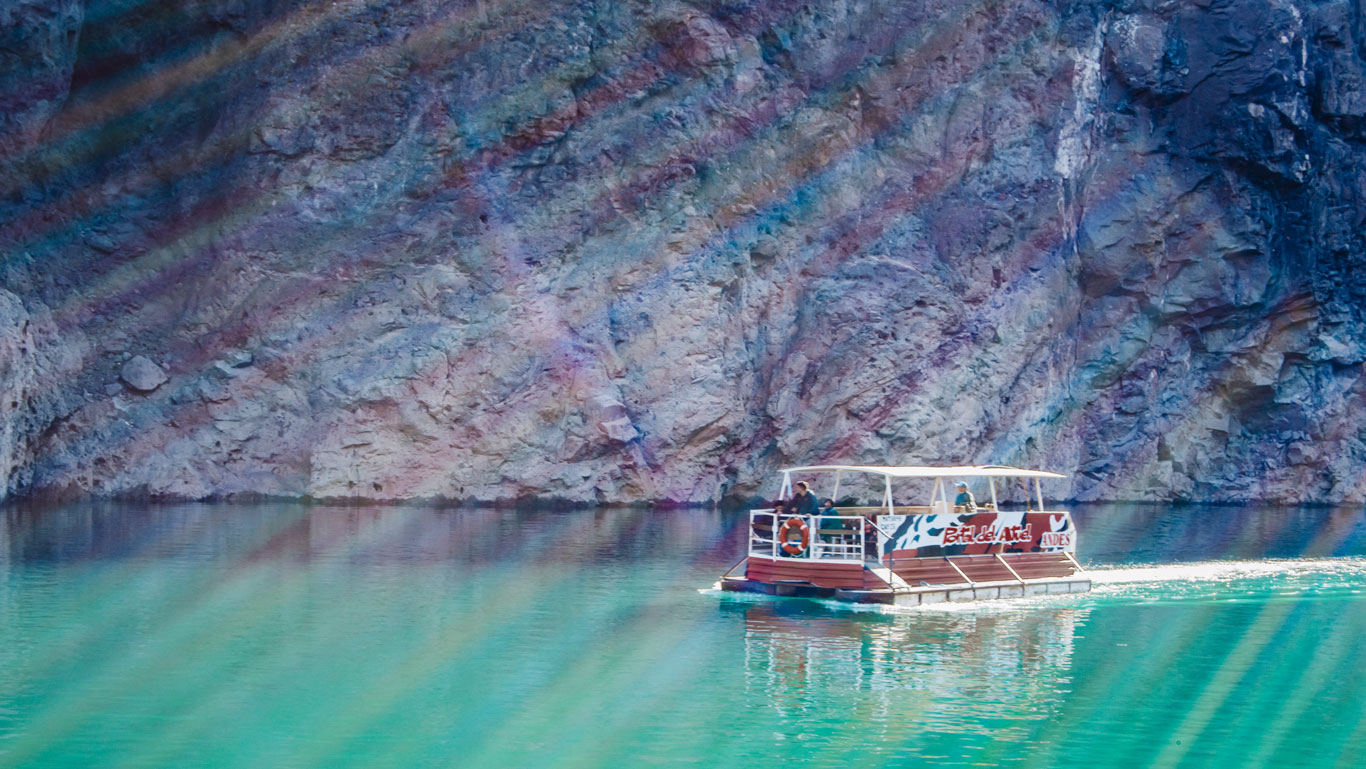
[{"left": 744, "top": 557, "right": 866, "bottom": 589}]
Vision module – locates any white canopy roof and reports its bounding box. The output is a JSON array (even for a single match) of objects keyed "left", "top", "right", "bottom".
[{"left": 778, "top": 464, "right": 1066, "bottom": 479}]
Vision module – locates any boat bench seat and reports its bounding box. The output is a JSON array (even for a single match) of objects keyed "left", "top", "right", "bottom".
[
  {"left": 998, "top": 552, "right": 1078, "bottom": 579},
  {"left": 950, "top": 556, "right": 1019, "bottom": 583},
  {"left": 891, "top": 560, "right": 971, "bottom": 586}
]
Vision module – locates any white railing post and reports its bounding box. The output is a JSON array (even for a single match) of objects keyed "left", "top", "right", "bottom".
[
  {"left": 748, "top": 510, "right": 759, "bottom": 560},
  {"left": 860, "top": 516, "right": 867, "bottom": 563},
  {"left": 807, "top": 515, "right": 815, "bottom": 560},
  {"left": 803, "top": 513, "right": 814, "bottom": 562}
]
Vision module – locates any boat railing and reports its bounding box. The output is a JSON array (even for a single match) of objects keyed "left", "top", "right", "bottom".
[{"left": 748, "top": 511, "right": 866, "bottom": 563}]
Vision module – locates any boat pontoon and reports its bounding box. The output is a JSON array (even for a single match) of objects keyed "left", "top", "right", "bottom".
[{"left": 718, "top": 465, "right": 1089, "bottom": 605}]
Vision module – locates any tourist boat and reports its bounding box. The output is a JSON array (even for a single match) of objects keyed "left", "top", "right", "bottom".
[{"left": 718, "top": 465, "right": 1089, "bottom": 605}]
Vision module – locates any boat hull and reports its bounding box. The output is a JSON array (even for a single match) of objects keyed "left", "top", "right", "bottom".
[
  {"left": 721, "top": 552, "right": 1090, "bottom": 606},
  {"left": 719, "top": 573, "right": 1091, "bottom": 606}
]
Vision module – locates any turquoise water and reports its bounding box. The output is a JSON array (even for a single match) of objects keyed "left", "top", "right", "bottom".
[{"left": 1, "top": 502, "right": 1364, "bottom": 768}]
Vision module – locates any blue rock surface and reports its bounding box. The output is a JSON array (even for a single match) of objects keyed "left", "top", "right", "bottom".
[{"left": 1, "top": 0, "right": 1364, "bottom": 504}]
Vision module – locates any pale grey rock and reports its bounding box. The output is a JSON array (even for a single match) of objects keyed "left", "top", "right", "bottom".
[
  {"left": 222, "top": 350, "right": 254, "bottom": 369},
  {"left": 0, "top": 292, "right": 34, "bottom": 496},
  {"left": 0, "top": 290, "right": 83, "bottom": 499},
  {"left": 119, "top": 356, "right": 168, "bottom": 393},
  {"left": 600, "top": 417, "right": 640, "bottom": 444}
]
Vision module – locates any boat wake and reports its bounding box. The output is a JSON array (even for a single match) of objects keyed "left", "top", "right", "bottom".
[
  {"left": 703, "top": 557, "right": 1366, "bottom": 615},
  {"left": 890, "top": 558, "right": 1366, "bottom": 614},
  {"left": 1085, "top": 556, "right": 1366, "bottom": 586}
]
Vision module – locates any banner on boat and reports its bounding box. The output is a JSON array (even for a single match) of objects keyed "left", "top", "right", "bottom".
[{"left": 876, "top": 511, "right": 1075, "bottom": 559}]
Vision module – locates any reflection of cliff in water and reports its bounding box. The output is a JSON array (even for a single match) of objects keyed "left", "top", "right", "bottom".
[
  {"left": 725, "top": 599, "right": 1085, "bottom": 727},
  {"left": 0, "top": 502, "right": 732, "bottom": 568}
]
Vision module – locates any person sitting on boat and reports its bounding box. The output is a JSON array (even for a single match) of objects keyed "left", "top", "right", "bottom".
[
  {"left": 819, "top": 498, "right": 854, "bottom": 544},
  {"left": 767, "top": 502, "right": 795, "bottom": 556},
  {"left": 819, "top": 498, "right": 850, "bottom": 528},
  {"left": 757, "top": 502, "right": 784, "bottom": 534},
  {"left": 954, "top": 481, "right": 977, "bottom": 513}
]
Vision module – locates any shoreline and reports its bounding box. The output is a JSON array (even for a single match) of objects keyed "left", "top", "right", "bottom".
[{"left": 1, "top": 492, "right": 1359, "bottom": 513}]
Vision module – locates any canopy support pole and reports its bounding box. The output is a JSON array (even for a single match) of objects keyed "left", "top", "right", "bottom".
[
  {"left": 989, "top": 478, "right": 999, "bottom": 511},
  {"left": 832, "top": 471, "right": 842, "bottom": 503},
  {"left": 1034, "top": 477, "right": 1045, "bottom": 513}
]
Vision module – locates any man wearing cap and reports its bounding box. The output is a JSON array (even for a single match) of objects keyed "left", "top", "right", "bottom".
[{"left": 953, "top": 481, "right": 977, "bottom": 513}]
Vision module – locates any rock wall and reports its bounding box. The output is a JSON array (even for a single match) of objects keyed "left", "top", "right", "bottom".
[
  {"left": 1, "top": 0, "right": 1364, "bottom": 505},
  {"left": 0, "top": 291, "right": 36, "bottom": 496},
  {"left": 0, "top": 290, "right": 79, "bottom": 498}
]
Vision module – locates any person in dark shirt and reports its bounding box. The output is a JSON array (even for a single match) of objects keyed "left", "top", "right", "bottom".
[
  {"left": 819, "top": 498, "right": 854, "bottom": 546},
  {"left": 819, "top": 498, "right": 851, "bottom": 529},
  {"left": 784, "top": 481, "right": 820, "bottom": 517},
  {"left": 954, "top": 481, "right": 977, "bottom": 513}
]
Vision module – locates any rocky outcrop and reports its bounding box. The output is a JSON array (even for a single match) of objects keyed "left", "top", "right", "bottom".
[
  {"left": 0, "top": 292, "right": 34, "bottom": 496},
  {"left": 0, "top": 290, "right": 80, "bottom": 498},
  {"left": 0, "top": 0, "right": 1364, "bottom": 505}
]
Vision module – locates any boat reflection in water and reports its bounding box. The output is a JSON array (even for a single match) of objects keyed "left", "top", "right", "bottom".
[{"left": 722, "top": 597, "right": 1086, "bottom": 730}]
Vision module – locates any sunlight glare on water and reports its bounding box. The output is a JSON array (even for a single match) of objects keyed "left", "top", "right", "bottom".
[{"left": 0, "top": 501, "right": 1364, "bottom": 768}]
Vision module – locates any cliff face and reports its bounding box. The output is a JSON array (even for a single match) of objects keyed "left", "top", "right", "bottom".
[{"left": 1, "top": 0, "right": 1364, "bottom": 505}]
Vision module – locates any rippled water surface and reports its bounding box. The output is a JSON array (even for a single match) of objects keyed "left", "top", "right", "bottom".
[{"left": 2, "top": 502, "right": 1365, "bottom": 768}]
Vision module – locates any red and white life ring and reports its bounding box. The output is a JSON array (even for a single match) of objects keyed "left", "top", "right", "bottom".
[{"left": 778, "top": 516, "right": 810, "bottom": 555}]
